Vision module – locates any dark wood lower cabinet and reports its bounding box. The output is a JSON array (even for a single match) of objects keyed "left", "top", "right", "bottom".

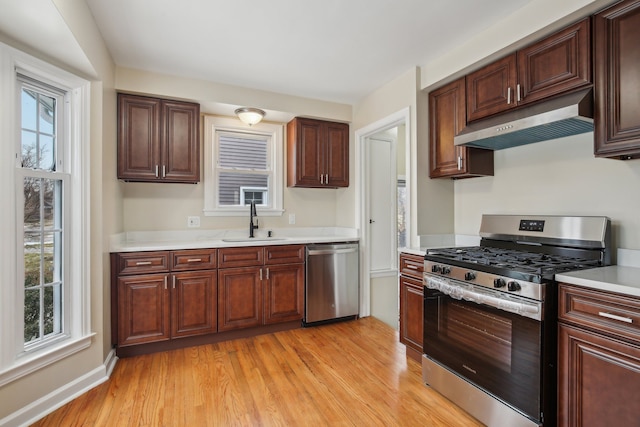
[
  {"left": 264, "top": 263, "right": 305, "bottom": 324},
  {"left": 400, "top": 276, "right": 423, "bottom": 359},
  {"left": 117, "top": 273, "right": 170, "bottom": 346},
  {"left": 171, "top": 271, "right": 217, "bottom": 338},
  {"left": 558, "top": 323, "right": 640, "bottom": 427},
  {"left": 217, "top": 267, "right": 263, "bottom": 332}
]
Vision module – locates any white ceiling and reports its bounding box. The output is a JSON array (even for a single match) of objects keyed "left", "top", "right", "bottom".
[{"left": 85, "top": 0, "right": 533, "bottom": 105}]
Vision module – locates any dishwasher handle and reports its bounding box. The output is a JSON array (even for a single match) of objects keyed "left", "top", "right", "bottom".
[{"left": 307, "top": 247, "right": 358, "bottom": 256}]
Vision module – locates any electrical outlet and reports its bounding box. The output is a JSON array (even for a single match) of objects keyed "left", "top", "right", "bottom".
[
  {"left": 288, "top": 214, "right": 296, "bottom": 225},
  {"left": 187, "top": 216, "right": 200, "bottom": 228}
]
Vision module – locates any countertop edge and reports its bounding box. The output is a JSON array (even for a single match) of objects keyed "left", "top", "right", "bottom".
[{"left": 556, "top": 265, "right": 640, "bottom": 298}]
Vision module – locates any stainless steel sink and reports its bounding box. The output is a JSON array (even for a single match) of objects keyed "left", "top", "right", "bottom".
[{"left": 221, "top": 237, "right": 287, "bottom": 242}]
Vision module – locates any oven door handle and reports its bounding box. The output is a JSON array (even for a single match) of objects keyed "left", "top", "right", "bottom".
[{"left": 426, "top": 276, "right": 541, "bottom": 321}]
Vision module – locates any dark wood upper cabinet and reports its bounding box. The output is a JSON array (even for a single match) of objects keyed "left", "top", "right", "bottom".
[
  {"left": 594, "top": 0, "right": 640, "bottom": 159},
  {"left": 466, "top": 18, "right": 591, "bottom": 122},
  {"left": 287, "top": 117, "right": 349, "bottom": 188},
  {"left": 118, "top": 93, "right": 200, "bottom": 183},
  {"left": 429, "top": 78, "right": 494, "bottom": 179}
]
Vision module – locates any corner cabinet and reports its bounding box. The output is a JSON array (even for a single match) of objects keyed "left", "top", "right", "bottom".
[
  {"left": 594, "top": 0, "right": 640, "bottom": 159},
  {"left": 558, "top": 283, "right": 640, "bottom": 426},
  {"left": 287, "top": 117, "right": 349, "bottom": 188},
  {"left": 466, "top": 18, "right": 591, "bottom": 122},
  {"left": 117, "top": 93, "right": 200, "bottom": 183},
  {"left": 429, "top": 78, "right": 494, "bottom": 179},
  {"left": 399, "top": 252, "right": 424, "bottom": 361}
]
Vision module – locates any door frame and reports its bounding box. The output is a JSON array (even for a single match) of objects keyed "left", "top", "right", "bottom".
[{"left": 355, "top": 107, "right": 411, "bottom": 318}]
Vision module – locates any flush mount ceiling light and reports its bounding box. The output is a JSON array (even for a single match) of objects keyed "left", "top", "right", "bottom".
[{"left": 235, "top": 107, "right": 266, "bottom": 126}]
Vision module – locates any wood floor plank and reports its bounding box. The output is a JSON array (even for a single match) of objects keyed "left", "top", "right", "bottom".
[{"left": 30, "top": 317, "right": 484, "bottom": 427}]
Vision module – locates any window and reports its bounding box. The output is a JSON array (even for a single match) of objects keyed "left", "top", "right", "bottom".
[
  {"left": 203, "top": 116, "right": 284, "bottom": 216},
  {"left": 0, "top": 43, "right": 92, "bottom": 386}
]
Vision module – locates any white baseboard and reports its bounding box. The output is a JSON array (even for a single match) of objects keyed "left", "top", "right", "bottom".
[{"left": 0, "top": 349, "right": 117, "bottom": 427}]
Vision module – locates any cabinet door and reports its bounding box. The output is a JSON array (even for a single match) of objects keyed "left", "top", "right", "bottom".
[
  {"left": 117, "top": 94, "right": 161, "bottom": 181},
  {"left": 429, "top": 78, "right": 494, "bottom": 178},
  {"left": 117, "top": 274, "right": 170, "bottom": 346},
  {"left": 287, "top": 118, "right": 323, "bottom": 187},
  {"left": 171, "top": 271, "right": 217, "bottom": 338},
  {"left": 594, "top": 0, "right": 640, "bottom": 159},
  {"left": 400, "top": 276, "right": 423, "bottom": 355},
  {"left": 558, "top": 323, "right": 640, "bottom": 427},
  {"left": 162, "top": 100, "right": 200, "bottom": 182},
  {"left": 264, "top": 263, "right": 304, "bottom": 324},
  {"left": 517, "top": 18, "right": 591, "bottom": 105},
  {"left": 466, "top": 54, "right": 518, "bottom": 122},
  {"left": 325, "top": 121, "right": 349, "bottom": 187},
  {"left": 264, "top": 245, "right": 305, "bottom": 265},
  {"left": 217, "top": 267, "right": 262, "bottom": 331}
]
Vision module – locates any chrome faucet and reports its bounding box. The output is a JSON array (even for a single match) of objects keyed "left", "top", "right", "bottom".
[{"left": 249, "top": 201, "right": 259, "bottom": 238}]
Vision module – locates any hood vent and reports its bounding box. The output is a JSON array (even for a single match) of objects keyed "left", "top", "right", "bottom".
[{"left": 454, "top": 88, "right": 593, "bottom": 150}]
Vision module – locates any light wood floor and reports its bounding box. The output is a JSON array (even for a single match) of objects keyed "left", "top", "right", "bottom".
[{"left": 32, "top": 317, "right": 483, "bottom": 426}]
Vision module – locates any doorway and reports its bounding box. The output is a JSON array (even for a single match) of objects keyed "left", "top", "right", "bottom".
[{"left": 355, "top": 108, "right": 411, "bottom": 325}]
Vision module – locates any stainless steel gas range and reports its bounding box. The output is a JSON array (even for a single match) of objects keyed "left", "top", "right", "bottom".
[{"left": 422, "top": 215, "right": 611, "bottom": 427}]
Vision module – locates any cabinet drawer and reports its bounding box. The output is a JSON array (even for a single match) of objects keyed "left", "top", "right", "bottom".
[
  {"left": 559, "top": 284, "right": 640, "bottom": 344},
  {"left": 400, "top": 253, "right": 424, "bottom": 279},
  {"left": 218, "top": 247, "right": 264, "bottom": 268},
  {"left": 116, "top": 252, "right": 170, "bottom": 275},
  {"left": 171, "top": 249, "right": 217, "bottom": 271},
  {"left": 265, "top": 245, "right": 305, "bottom": 265}
]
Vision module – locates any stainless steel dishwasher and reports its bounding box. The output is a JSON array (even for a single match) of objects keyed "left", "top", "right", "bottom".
[{"left": 303, "top": 242, "right": 359, "bottom": 326}]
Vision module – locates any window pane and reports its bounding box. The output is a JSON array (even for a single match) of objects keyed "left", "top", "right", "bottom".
[
  {"left": 218, "top": 172, "right": 269, "bottom": 206},
  {"left": 39, "top": 135, "right": 55, "bottom": 171},
  {"left": 21, "top": 89, "right": 37, "bottom": 131},
  {"left": 24, "top": 177, "right": 41, "bottom": 227},
  {"left": 43, "top": 232, "right": 55, "bottom": 284},
  {"left": 21, "top": 130, "right": 37, "bottom": 168},
  {"left": 24, "top": 232, "right": 40, "bottom": 288},
  {"left": 39, "top": 94, "right": 55, "bottom": 134},
  {"left": 24, "top": 288, "right": 40, "bottom": 343},
  {"left": 43, "top": 284, "right": 62, "bottom": 336},
  {"left": 219, "top": 135, "right": 267, "bottom": 170},
  {"left": 42, "top": 179, "right": 61, "bottom": 228}
]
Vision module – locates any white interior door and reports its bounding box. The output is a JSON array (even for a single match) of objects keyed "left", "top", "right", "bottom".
[{"left": 367, "top": 134, "right": 396, "bottom": 273}]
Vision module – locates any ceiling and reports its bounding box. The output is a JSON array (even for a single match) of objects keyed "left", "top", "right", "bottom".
[{"left": 84, "top": 0, "right": 534, "bottom": 105}]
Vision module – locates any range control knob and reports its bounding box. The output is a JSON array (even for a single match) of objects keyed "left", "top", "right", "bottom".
[
  {"left": 464, "top": 272, "right": 476, "bottom": 281},
  {"left": 508, "top": 281, "right": 521, "bottom": 292},
  {"left": 441, "top": 266, "right": 451, "bottom": 275},
  {"left": 431, "top": 265, "right": 442, "bottom": 273},
  {"left": 493, "top": 278, "right": 506, "bottom": 288}
]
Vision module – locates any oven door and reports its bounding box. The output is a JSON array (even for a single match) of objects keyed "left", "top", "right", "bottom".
[{"left": 423, "top": 274, "right": 544, "bottom": 421}]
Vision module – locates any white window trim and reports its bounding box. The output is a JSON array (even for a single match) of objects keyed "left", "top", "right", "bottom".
[
  {"left": 203, "top": 115, "right": 284, "bottom": 217},
  {"left": 0, "top": 42, "right": 93, "bottom": 387}
]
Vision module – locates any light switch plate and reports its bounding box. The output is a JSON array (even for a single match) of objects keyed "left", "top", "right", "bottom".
[{"left": 289, "top": 214, "right": 296, "bottom": 225}]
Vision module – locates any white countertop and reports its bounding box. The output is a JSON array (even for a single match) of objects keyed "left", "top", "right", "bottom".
[
  {"left": 110, "top": 227, "right": 359, "bottom": 253},
  {"left": 556, "top": 266, "right": 640, "bottom": 298}
]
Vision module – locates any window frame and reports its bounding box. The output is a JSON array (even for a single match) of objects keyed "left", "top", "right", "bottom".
[
  {"left": 0, "top": 42, "right": 93, "bottom": 386},
  {"left": 203, "top": 115, "right": 284, "bottom": 217}
]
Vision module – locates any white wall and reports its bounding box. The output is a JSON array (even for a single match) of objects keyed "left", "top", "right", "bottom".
[{"left": 455, "top": 134, "right": 640, "bottom": 255}]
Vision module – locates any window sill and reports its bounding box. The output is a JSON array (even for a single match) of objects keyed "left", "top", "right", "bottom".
[
  {"left": 0, "top": 333, "right": 95, "bottom": 387},
  {"left": 203, "top": 208, "right": 284, "bottom": 217}
]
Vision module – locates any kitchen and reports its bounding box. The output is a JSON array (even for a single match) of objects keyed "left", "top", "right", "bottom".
[{"left": 2, "top": 0, "right": 640, "bottom": 426}]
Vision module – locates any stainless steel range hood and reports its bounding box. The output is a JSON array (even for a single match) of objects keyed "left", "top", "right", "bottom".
[{"left": 454, "top": 88, "right": 593, "bottom": 150}]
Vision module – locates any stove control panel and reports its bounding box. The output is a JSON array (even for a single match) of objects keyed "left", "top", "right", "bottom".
[
  {"left": 519, "top": 219, "right": 545, "bottom": 232},
  {"left": 424, "top": 261, "right": 543, "bottom": 302}
]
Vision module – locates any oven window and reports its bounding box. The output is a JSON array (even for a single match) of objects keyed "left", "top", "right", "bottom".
[{"left": 447, "top": 301, "right": 512, "bottom": 372}]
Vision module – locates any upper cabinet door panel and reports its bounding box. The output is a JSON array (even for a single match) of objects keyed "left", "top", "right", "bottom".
[
  {"left": 429, "top": 78, "right": 466, "bottom": 177},
  {"left": 118, "top": 95, "right": 161, "bottom": 180},
  {"left": 594, "top": 0, "right": 640, "bottom": 159},
  {"left": 325, "top": 121, "right": 349, "bottom": 187},
  {"left": 162, "top": 100, "right": 200, "bottom": 182},
  {"left": 466, "top": 54, "right": 518, "bottom": 122},
  {"left": 517, "top": 18, "right": 591, "bottom": 105}
]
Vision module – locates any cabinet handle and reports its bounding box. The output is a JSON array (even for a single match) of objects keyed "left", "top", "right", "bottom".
[
  {"left": 457, "top": 156, "right": 463, "bottom": 170},
  {"left": 406, "top": 265, "right": 419, "bottom": 270},
  {"left": 598, "top": 311, "right": 633, "bottom": 324},
  {"left": 516, "top": 84, "right": 522, "bottom": 102},
  {"left": 164, "top": 276, "right": 167, "bottom": 290},
  {"left": 259, "top": 268, "right": 263, "bottom": 281},
  {"left": 155, "top": 165, "right": 159, "bottom": 178},
  {"left": 324, "top": 174, "right": 329, "bottom": 185},
  {"left": 186, "top": 258, "right": 202, "bottom": 263},
  {"left": 320, "top": 174, "right": 324, "bottom": 185},
  {"left": 507, "top": 87, "right": 512, "bottom": 105},
  {"left": 172, "top": 275, "right": 176, "bottom": 289},
  {"left": 266, "top": 268, "right": 269, "bottom": 280},
  {"left": 135, "top": 261, "right": 152, "bottom": 266},
  {"left": 162, "top": 165, "right": 166, "bottom": 178}
]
